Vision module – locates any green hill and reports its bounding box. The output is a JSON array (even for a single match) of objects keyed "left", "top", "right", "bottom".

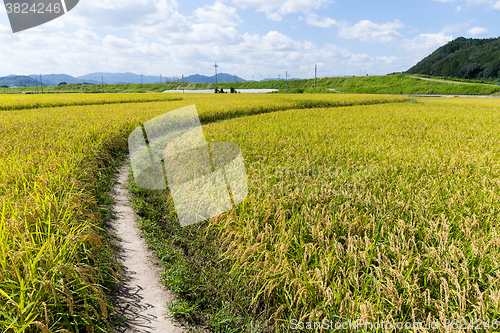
[{"left": 407, "top": 36, "right": 500, "bottom": 80}]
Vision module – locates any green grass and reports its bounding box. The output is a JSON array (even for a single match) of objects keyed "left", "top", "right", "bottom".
[
  {"left": 129, "top": 96, "right": 500, "bottom": 331},
  {"left": 410, "top": 74, "right": 500, "bottom": 85},
  {"left": 4, "top": 74, "right": 500, "bottom": 95}
]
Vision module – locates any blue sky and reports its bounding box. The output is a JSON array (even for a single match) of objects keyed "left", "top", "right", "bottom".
[{"left": 0, "top": 0, "right": 499, "bottom": 79}]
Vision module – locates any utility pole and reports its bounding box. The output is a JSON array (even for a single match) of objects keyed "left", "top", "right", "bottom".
[
  {"left": 40, "top": 74, "right": 43, "bottom": 93},
  {"left": 101, "top": 76, "right": 104, "bottom": 93},
  {"left": 286, "top": 71, "right": 288, "bottom": 93},
  {"left": 36, "top": 78, "right": 39, "bottom": 93},
  {"left": 314, "top": 64, "right": 317, "bottom": 88},
  {"left": 182, "top": 74, "right": 184, "bottom": 93},
  {"left": 141, "top": 75, "right": 143, "bottom": 85},
  {"left": 213, "top": 63, "right": 219, "bottom": 89}
]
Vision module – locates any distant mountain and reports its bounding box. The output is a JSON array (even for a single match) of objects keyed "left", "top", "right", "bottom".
[
  {"left": 407, "top": 36, "right": 500, "bottom": 79},
  {"left": 77, "top": 72, "right": 164, "bottom": 84},
  {"left": 29, "top": 74, "right": 101, "bottom": 85},
  {"left": 75, "top": 72, "right": 247, "bottom": 84},
  {"left": 0, "top": 75, "right": 51, "bottom": 87},
  {"left": 186, "top": 74, "right": 213, "bottom": 83},
  {"left": 0, "top": 72, "right": 248, "bottom": 87},
  {"left": 186, "top": 73, "right": 246, "bottom": 83}
]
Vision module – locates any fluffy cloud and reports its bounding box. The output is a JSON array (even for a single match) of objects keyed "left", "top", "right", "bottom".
[
  {"left": 440, "top": 22, "right": 470, "bottom": 34},
  {"left": 305, "top": 13, "right": 343, "bottom": 28},
  {"left": 400, "top": 33, "right": 453, "bottom": 54},
  {"left": 226, "top": 0, "right": 331, "bottom": 21},
  {"left": 338, "top": 20, "right": 404, "bottom": 44},
  {"left": 0, "top": 0, "right": 459, "bottom": 79},
  {"left": 433, "top": 0, "right": 500, "bottom": 10},
  {"left": 0, "top": 22, "right": 410, "bottom": 78},
  {"left": 467, "top": 26, "right": 490, "bottom": 36},
  {"left": 194, "top": 2, "right": 243, "bottom": 27},
  {"left": 334, "top": 18, "right": 452, "bottom": 57}
]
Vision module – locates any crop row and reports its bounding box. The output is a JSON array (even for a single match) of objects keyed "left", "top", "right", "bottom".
[
  {"left": 206, "top": 98, "right": 500, "bottom": 328},
  {"left": 0, "top": 93, "right": 407, "bottom": 332},
  {"left": 129, "top": 97, "right": 500, "bottom": 331},
  {"left": 0, "top": 93, "right": 181, "bottom": 111}
]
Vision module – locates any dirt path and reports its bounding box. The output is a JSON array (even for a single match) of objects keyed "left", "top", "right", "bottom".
[
  {"left": 108, "top": 164, "right": 186, "bottom": 333},
  {"left": 408, "top": 75, "right": 494, "bottom": 86}
]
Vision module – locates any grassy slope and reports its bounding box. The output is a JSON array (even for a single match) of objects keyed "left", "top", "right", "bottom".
[
  {"left": 4, "top": 74, "right": 500, "bottom": 95},
  {"left": 129, "top": 97, "right": 500, "bottom": 331}
]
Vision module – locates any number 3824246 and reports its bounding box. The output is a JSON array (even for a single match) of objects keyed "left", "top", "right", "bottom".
[{"left": 5, "top": 2, "right": 61, "bottom": 14}]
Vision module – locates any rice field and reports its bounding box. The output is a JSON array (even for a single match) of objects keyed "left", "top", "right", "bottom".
[
  {"left": 0, "top": 92, "right": 405, "bottom": 332},
  {"left": 0, "top": 93, "right": 180, "bottom": 111},
  {"left": 129, "top": 96, "right": 500, "bottom": 332}
]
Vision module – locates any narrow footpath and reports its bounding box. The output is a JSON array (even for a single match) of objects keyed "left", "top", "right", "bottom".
[{"left": 108, "top": 164, "right": 186, "bottom": 333}]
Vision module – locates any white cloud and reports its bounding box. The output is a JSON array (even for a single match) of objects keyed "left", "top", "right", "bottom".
[
  {"left": 194, "top": 2, "right": 242, "bottom": 27},
  {"left": 335, "top": 19, "right": 452, "bottom": 56},
  {"left": 0, "top": 21, "right": 411, "bottom": 78},
  {"left": 0, "top": 0, "right": 465, "bottom": 79},
  {"left": 305, "top": 13, "right": 343, "bottom": 28},
  {"left": 226, "top": 0, "right": 332, "bottom": 21},
  {"left": 61, "top": 0, "right": 190, "bottom": 33},
  {"left": 400, "top": 33, "right": 453, "bottom": 54},
  {"left": 467, "top": 26, "right": 490, "bottom": 36},
  {"left": 338, "top": 20, "right": 404, "bottom": 45},
  {"left": 440, "top": 22, "right": 469, "bottom": 34},
  {"left": 433, "top": 0, "right": 500, "bottom": 10}
]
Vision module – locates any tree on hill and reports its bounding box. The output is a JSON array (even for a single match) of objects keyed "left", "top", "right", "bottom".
[{"left": 407, "top": 36, "right": 500, "bottom": 80}]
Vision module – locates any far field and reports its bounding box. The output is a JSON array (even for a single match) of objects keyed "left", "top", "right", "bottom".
[{"left": 3, "top": 73, "right": 500, "bottom": 95}]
